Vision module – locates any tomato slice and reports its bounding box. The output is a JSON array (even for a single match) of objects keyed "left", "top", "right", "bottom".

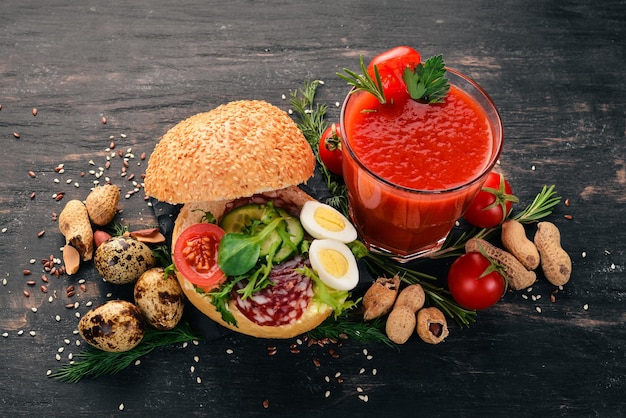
[
  {"left": 367, "top": 46, "right": 421, "bottom": 103},
  {"left": 173, "top": 223, "right": 226, "bottom": 292}
]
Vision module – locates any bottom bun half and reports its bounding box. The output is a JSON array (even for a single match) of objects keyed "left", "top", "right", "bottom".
[{"left": 172, "top": 186, "right": 333, "bottom": 339}]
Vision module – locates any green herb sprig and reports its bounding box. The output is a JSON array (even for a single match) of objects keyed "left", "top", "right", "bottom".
[
  {"left": 289, "top": 81, "right": 348, "bottom": 215},
  {"left": 431, "top": 185, "right": 561, "bottom": 259},
  {"left": 403, "top": 54, "right": 449, "bottom": 103},
  {"left": 337, "top": 56, "right": 387, "bottom": 104},
  {"left": 336, "top": 54, "right": 450, "bottom": 105},
  {"left": 51, "top": 322, "right": 201, "bottom": 383},
  {"left": 308, "top": 312, "right": 394, "bottom": 348}
]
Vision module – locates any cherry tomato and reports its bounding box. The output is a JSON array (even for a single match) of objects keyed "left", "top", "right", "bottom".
[
  {"left": 367, "top": 46, "right": 421, "bottom": 103},
  {"left": 318, "top": 123, "right": 343, "bottom": 176},
  {"left": 173, "top": 223, "right": 226, "bottom": 292},
  {"left": 463, "top": 172, "right": 519, "bottom": 229},
  {"left": 448, "top": 252, "right": 506, "bottom": 310}
]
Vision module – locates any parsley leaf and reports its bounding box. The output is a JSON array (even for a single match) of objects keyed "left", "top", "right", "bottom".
[{"left": 402, "top": 54, "right": 450, "bottom": 103}]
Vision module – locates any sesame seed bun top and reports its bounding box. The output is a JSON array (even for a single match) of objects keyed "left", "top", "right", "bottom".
[{"left": 144, "top": 100, "right": 316, "bottom": 204}]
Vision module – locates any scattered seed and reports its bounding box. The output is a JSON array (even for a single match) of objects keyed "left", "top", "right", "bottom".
[
  {"left": 29, "top": 330, "right": 36, "bottom": 337},
  {"left": 535, "top": 306, "right": 542, "bottom": 313},
  {"left": 324, "top": 391, "right": 331, "bottom": 398},
  {"left": 196, "top": 376, "right": 202, "bottom": 384},
  {"left": 28, "top": 171, "right": 36, "bottom": 178},
  {"left": 564, "top": 214, "right": 573, "bottom": 220},
  {"left": 30, "top": 192, "right": 36, "bottom": 199},
  {"left": 31, "top": 307, "right": 38, "bottom": 313},
  {"left": 102, "top": 116, "right": 107, "bottom": 125},
  {"left": 358, "top": 394, "right": 369, "bottom": 402},
  {"left": 13, "top": 132, "right": 20, "bottom": 139},
  {"left": 550, "top": 294, "right": 556, "bottom": 303},
  {"left": 313, "top": 359, "right": 321, "bottom": 367},
  {"left": 372, "top": 369, "right": 377, "bottom": 375},
  {"left": 37, "top": 230, "right": 45, "bottom": 238},
  {"left": 41, "top": 285, "right": 48, "bottom": 293},
  {"left": 46, "top": 369, "right": 52, "bottom": 376},
  {"left": 118, "top": 403, "right": 124, "bottom": 411},
  {"left": 23, "top": 290, "right": 31, "bottom": 297},
  {"left": 564, "top": 198, "right": 570, "bottom": 207},
  {"left": 262, "top": 399, "right": 269, "bottom": 409},
  {"left": 226, "top": 348, "right": 234, "bottom": 354},
  {"left": 583, "top": 304, "right": 589, "bottom": 311}
]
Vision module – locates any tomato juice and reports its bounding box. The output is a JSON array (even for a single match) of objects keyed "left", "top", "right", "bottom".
[{"left": 340, "top": 69, "right": 503, "bottom": 259}]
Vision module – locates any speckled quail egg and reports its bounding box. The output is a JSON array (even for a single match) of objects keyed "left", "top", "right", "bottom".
[
  {"left": 134, "top": 267, "right": 185, "bottom": 330},
  {"left": 78, "top": 300, "right": 146, "bottom": 352},
  {"left": 299, "top": 201, "right": 357, "bottom": 243},
  {"left": 308, "top": 239, "right": 359, "bottom": 291},
  {"left": 94, "top": 236, "right": 156, "bottom": 285}
]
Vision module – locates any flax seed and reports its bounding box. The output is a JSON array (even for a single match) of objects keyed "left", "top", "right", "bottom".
[
  {"left": 564, "top": 214, "right": 573, "bottom": 220},
  {"left": 23, "top": 270, "right": 32, "bottom": 276},
  {"left": 102, "top": 116, "right": 107, "bottom": 124},
  {"left": 23, "top": 290, "right": 31, "bottom": 297},
  {"left": 30, "top": 192, "right": 36, "bottom": 199},
  {"left": 13, "top": 132, "right": 20, "bottom": 138},
  {"left": 41, "top": 285, "right": 48, "bottom": 293},
  {"left": 32, "top": 108, "right": 38, "bottom": 116},
  {"left": 28, "top": 171, "right": 36, "bottom": 178},
  {"left": 37, "top": 230, "right": 45, "bottom": 238}
]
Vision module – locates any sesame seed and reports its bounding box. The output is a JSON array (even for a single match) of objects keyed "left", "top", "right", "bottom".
[
  {"left": 182, "top": 342, "right": 188, "bottom": 348},
  {"left": 2, "top": 332, "right": 8, "bottom": 338},
  {"left": 359, "top": 368, "right": 365, "bottom": 374},
  {"left": 29, "top": 330, "right": 36, "bottom": 337},
  {"left": 358, "top": 394, "right": 369, "bottom": 402},
  {"left": 135, "top": 360, "right": 141, "bottom": 366},
  {"left": 582, "top": 251, "right": 587, "bottom": 258},
  {"left": 324, "top": 391, "right": 331, "bottom": 398},
  {"left": 31, "top": 307, "right": 38, "bottom": 313},
  {"left": 226, "top": 348, "right": 234, "bottom": 354},
  {"left": 535, "top": 306, "right": 542, "bottom": 313},
  {"left": 583, "top": 304, "right": 589, "bottom": 311},
  {"left": 372, "top": 369, "right": 377, "bottom": 375},
  {"left": 118, "top": 403, "right": 124, "bottom": 411},
  {"left": 46, "top": 370, "right": 52, "bottom": 376},
  {"left": 190, "top": 366, "right": 195, "bottom": 373},
  {"left": 193, "top": 356, "right": 199, "bottom": 363}
]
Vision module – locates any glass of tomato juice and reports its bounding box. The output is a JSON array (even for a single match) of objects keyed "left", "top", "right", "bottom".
[{"left": 340, "top": 68, "right": 503, "bottom": 261}]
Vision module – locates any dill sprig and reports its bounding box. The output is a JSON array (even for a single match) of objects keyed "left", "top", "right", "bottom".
[
  {"left": 430, "top": 185, "right": 561, "bottom": 259},
  {"left": 51, "top": 322, "right": 201, "bottom": 383},
  {"left": 308, "top": 312, "right": 394, "bottom": 348}
]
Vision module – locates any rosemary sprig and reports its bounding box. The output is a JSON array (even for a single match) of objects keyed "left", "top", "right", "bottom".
[
  {"left": 430, "top": 185, "right": 561, "bottom": 259},
  {"left": 51, "top": 322, "right": 201, "bottom": 383},
  {"left": 337, "top": 55, "right": 387, "bottom": 104}
]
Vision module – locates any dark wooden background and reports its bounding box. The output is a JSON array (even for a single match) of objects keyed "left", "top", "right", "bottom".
[{"left": 1, "top": 1, "right": 624, "bottom": 416}]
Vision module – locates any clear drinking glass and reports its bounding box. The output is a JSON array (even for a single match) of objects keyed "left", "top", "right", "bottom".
[{"left": 340, "top": 68, "right": 504, "bottom": 261}]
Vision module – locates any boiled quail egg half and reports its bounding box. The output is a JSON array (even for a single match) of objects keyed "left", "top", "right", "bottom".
[
  {"left": 308, "top": 239, "right": 359, "bottom": 291},
  {"left": 300, "top": 201, "right": 357, "bottom": 243}
]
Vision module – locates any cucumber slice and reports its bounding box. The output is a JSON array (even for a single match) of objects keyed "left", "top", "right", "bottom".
[
  {"left": 274, "top": 208, "right": 305, "bottom": 262},
  {"left": 219, "top": 203, "right": 305, "bottom": 263},
  {"left": 220, "top": 203, "right": 285, "bottom": 259}
]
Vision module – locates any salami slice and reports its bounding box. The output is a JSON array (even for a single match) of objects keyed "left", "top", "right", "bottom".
[{"left": 232, "top": 256, "right": 313, "bottom": 326}]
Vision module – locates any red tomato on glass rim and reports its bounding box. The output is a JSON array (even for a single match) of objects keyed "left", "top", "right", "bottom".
[
  {"left": 318, "top": 123, "right": 343, "bottom": 176},
  {"left": 463, "top": 172, "right": 519, "bottom": 229},
  {"left": 173, "top": 223, "right": 226, "bottom": 292},
  {"left": 367, "top": 46, "right": 421, "bottom": 103},
  {"left": 448, "top": 252, "right": 506, "bottom": 310}
]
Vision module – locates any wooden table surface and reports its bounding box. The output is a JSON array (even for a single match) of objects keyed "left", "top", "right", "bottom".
[{"left": 1, "top": 1, "right": 624, "bottom": 416}]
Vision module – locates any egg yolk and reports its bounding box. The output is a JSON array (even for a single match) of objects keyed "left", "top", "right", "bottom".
[
  {"left": 318, "top": 248, "right": 348, "bottom": 277},
  {"left": 314, "top": 206, "right": 346, "bottom": 232}
]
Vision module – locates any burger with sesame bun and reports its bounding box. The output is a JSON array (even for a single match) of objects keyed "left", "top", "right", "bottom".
[{"left": 144, "top": 100, "right": 360, "bottom": 339}]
